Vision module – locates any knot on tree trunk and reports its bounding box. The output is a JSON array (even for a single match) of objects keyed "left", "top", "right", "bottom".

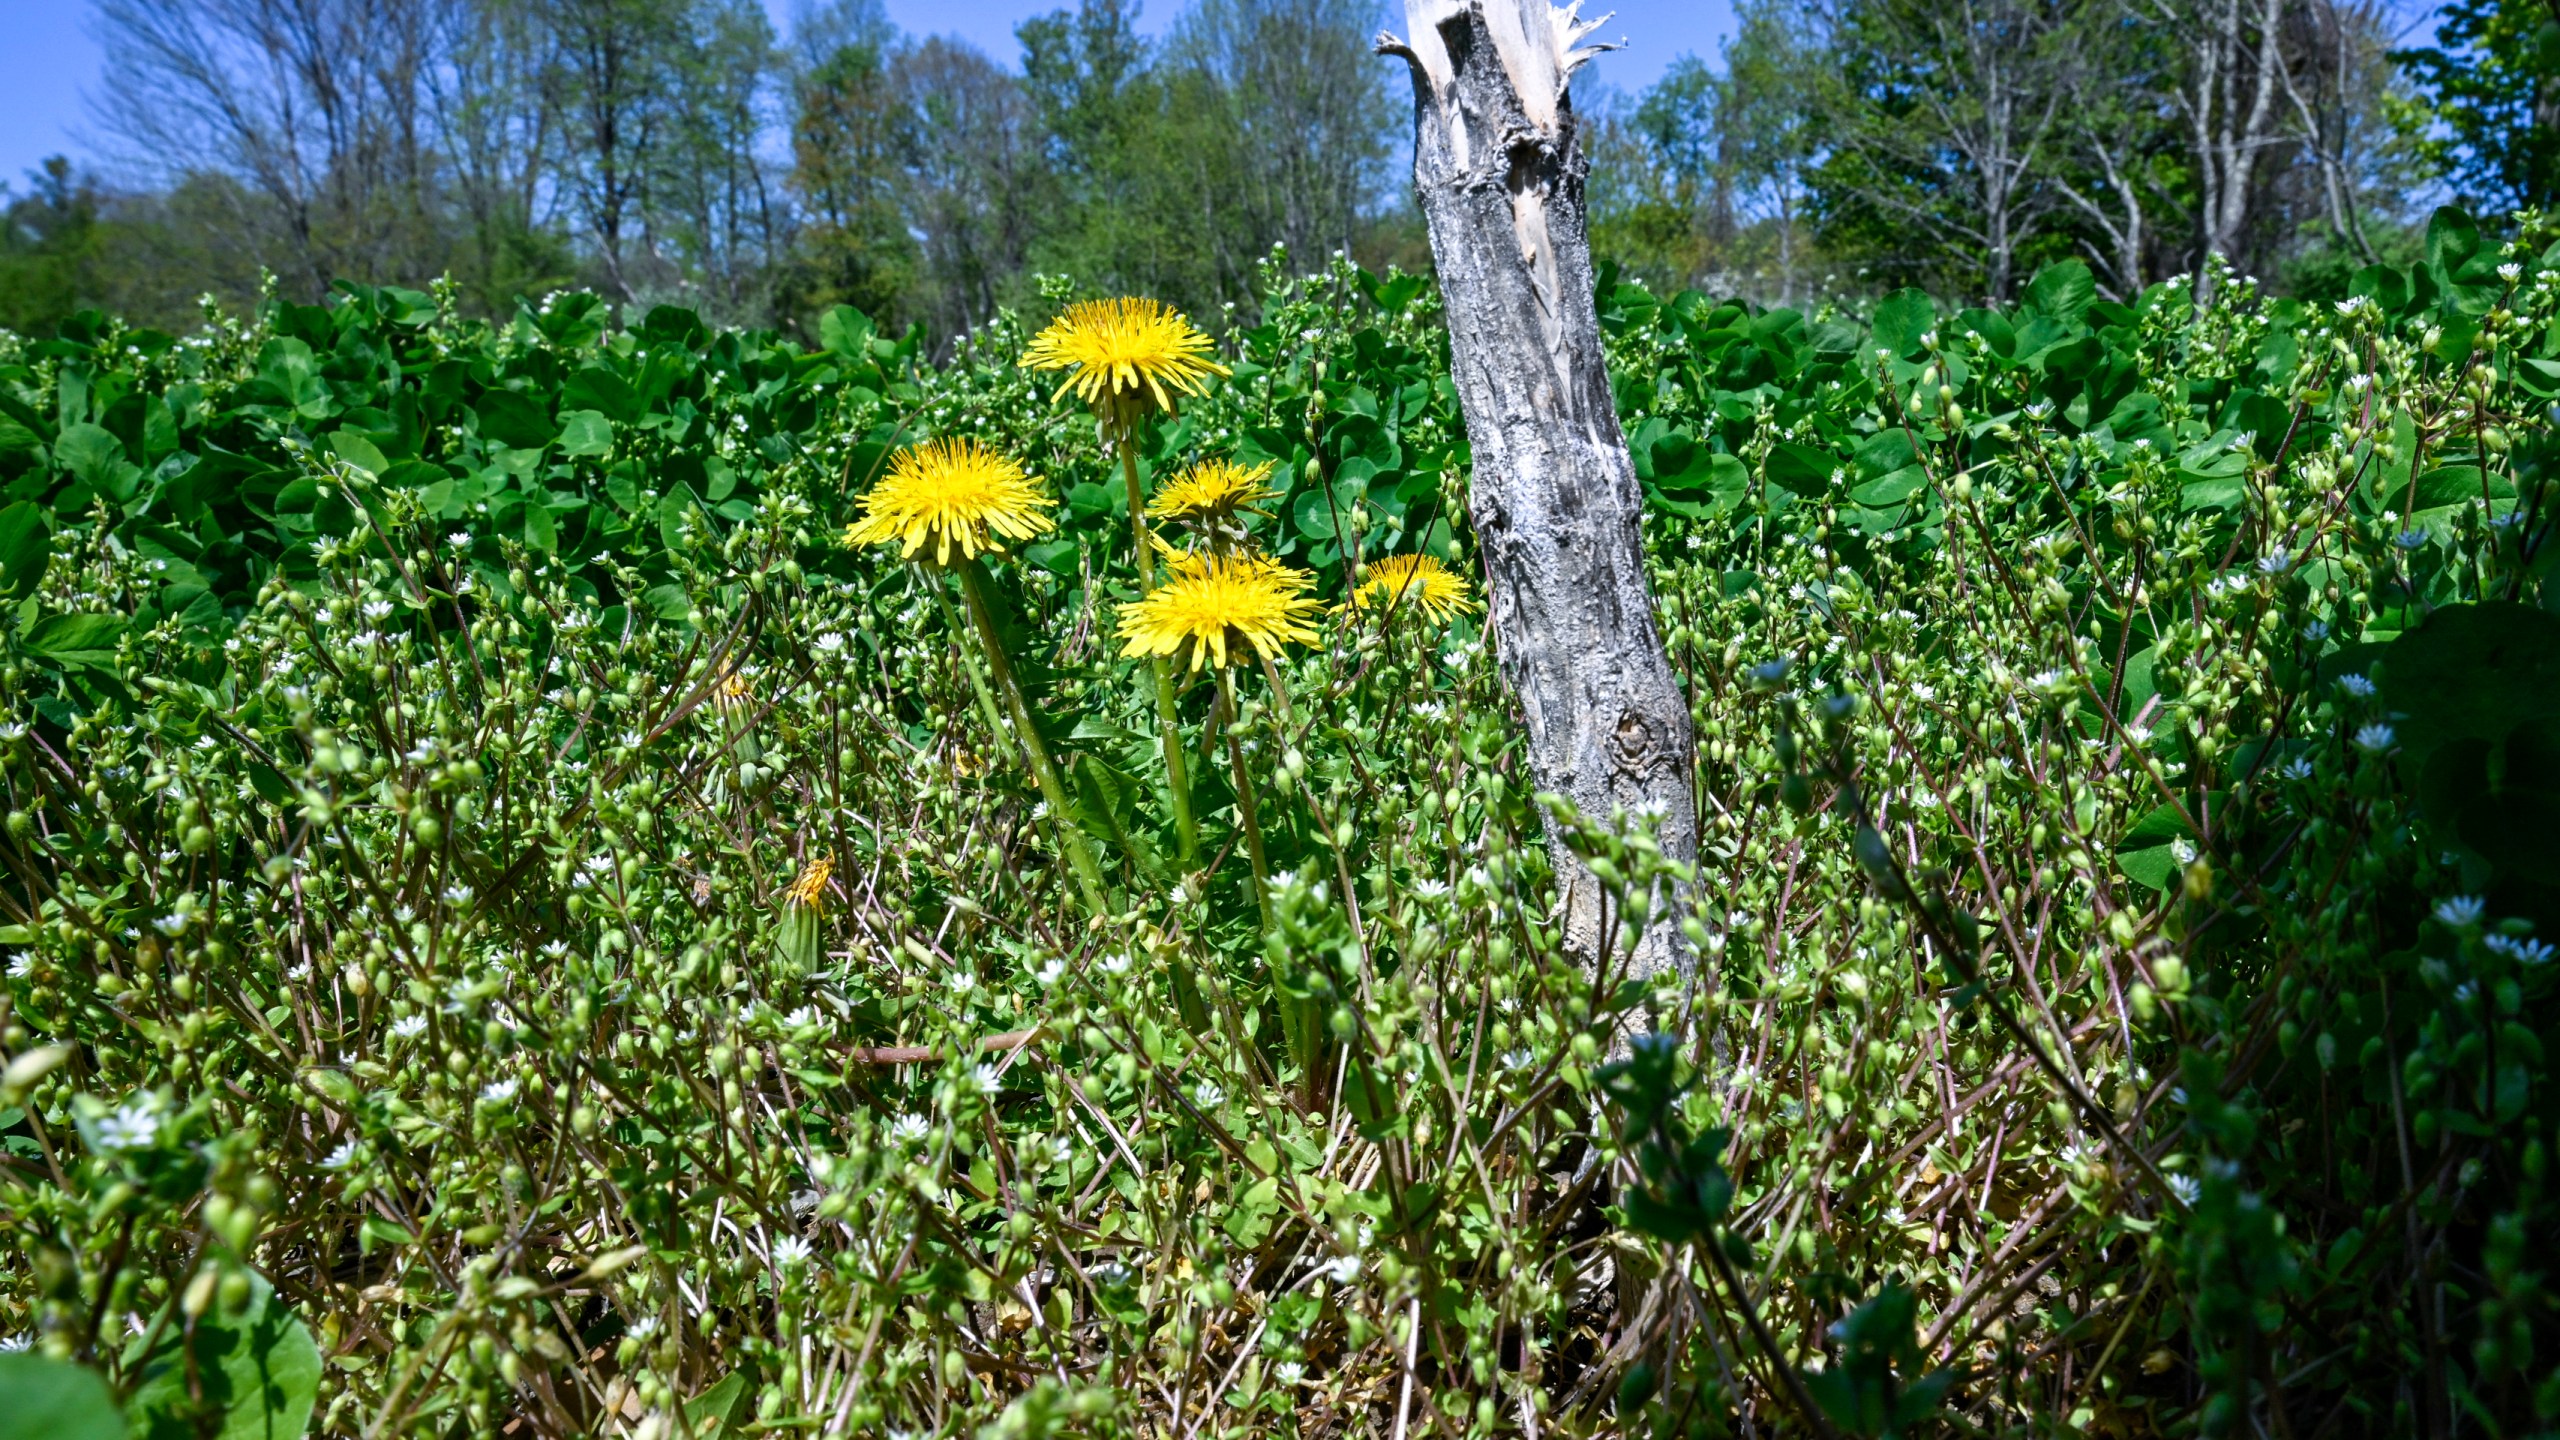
[{"left": 1609, "top": 706, "right": 1667, "bottom": 780}]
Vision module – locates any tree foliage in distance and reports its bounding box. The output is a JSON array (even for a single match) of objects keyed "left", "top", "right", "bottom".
[
  {"left": 2394, "top": 0, "right": 2560, "bottom": 216},
  {"left": 8, "top": 0, "right": 1403, "bottom": 346}
]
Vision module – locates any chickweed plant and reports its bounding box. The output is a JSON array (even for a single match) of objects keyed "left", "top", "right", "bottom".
[{"left": 1, "top": 210, "right": 2557, "bottom": 1439}]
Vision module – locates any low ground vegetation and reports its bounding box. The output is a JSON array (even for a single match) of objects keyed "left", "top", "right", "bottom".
[{"left": 0, "top": 210, "right": 2556, "bottom": 1437}]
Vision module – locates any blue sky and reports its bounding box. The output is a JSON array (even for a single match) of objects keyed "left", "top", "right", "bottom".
[{"left": 0, "top": 0, "right": 1731, "bottom": 191}]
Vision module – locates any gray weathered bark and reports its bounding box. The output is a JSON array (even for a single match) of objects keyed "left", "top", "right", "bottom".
[{"left": 1379, "top": 0, "right": 1698, "bottom": 985}]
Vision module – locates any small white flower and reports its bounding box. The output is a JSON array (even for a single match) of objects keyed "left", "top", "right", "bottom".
[
  {"left": 971, "top": 1063, "right": 1003, "bottom": 1093},
  {"left": 1099, "top": 951, "right": 1133, "bottom": 976},
  {"left": 1274, "top": 1360, "right": 1306, "bottom": 1385},
  {"left": 2486, "top": 934, "right": 2556, "bottom": 965},
  {"left": 814, "top": 632, "right": 845, "bottom": 653},
  {"left": 95, "top": 1099, "right": 162, "bottom": 1153},
  {"left": 153, "top": 912, "right": 188, "bottom": 937},
  {"left": 2434, "top": 895, "right": 2485, "bottom": 928},
  {"left": 1033, "top": 958, "right": 1066, "bottom": 987},
  {"left": 771, "top": 1235, "right": 813, "bottom": 1267},
  {"left": 391, "top": 1014, "right": 428, "bottom": 1040},
  {"left": 626, "top": 1315, "right": 661, "bottom": 1340},
  {"left": 6, "top": 952, "right": 32, "bottom": 979},
  {"left": 2282, "top": 757, "right": 2316, "bottom": 781},
  {"left": 2354, "top": 722, "right": 2396, "bottom": 753},
  {"left": 785, "top": 1005, "right": 821, "bottom": 1029},
  {"left": 364, "top": 600, "right": 394, "bottom": 620},
  {"left": 1192, "top": 1079, "right": 1226, "bottom": 1109},
  {"left": 2395, "top": 528, "right": 2429, "bottom": 550},
  {"left": 2256, "top": 549, "right": 2290, "bottom": 575},
  {"left": 446, "top": 531, "right": 472, "bottom": 551},
  {"left": 480, "top": 1077, "right": 519, "bottom": 1104},
  {"left": 2166, "top": 1174, "right": 2201, "bottom": 1207},
  {"left": 322, "top": 1139, "right": 360, "bottom": 1170},
  {"left": 2499, "top": 262, "right": 2524, "bottom": 283},
  {"left": 1322, "top": 1254, "right": 1361, "bottom": 1283},
  {"left": 888, "top": 1113, "right": 930, "bottom": 1145},
  {"left": 0, "top": 1335, "right": 28, "bottom": 1352},
  {"left": 1410, "top": 878, "right": 1451, "bottom": 900},
  {"left": 2337, "top": 673, "right": 2375, "bottom": 698}
]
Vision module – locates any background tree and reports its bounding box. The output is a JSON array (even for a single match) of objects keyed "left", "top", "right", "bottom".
[
  {"left": 1806, "top": 0, "right": 2083, "bottom": 303},
  {"left": 2395, "top": 0, "right": 2560, "bottom": 215},
  {"left": 89, "top": 0, "right": 453, "bottom": 296}
]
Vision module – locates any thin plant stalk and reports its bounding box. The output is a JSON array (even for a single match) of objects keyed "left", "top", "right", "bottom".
[
  {"left": 1117, "top": 423, "right": 1199, "bottom": 866},
  {"left": 953, "top": 556, "right": 1109, "bottom": 916},
  {"left": 1218, "top": 666, "right": 1273, "bottom": 936},
  {"left": 929, "top": 574, "right": 1021, "bottom": 770}
]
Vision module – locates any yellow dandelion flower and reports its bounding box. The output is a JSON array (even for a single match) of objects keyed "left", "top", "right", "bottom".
[
  {"left": 783, "top": 855, "right": 834, "bottom": 910},
  {"left": 1021, "top": 298, "right": 1230, "bottom": 414},
  {"left": 1148, "top": 459, "right": 1277, "bottom": 523},
  {"left": 842, "top": 437, "right": 1056, "bottom": 565},
  {"left": 1344, "top": 552, "right": 1477, "bottom": 624},
  {"left": 1117, "top": 553, "right": 1321, "bottom": 671}
]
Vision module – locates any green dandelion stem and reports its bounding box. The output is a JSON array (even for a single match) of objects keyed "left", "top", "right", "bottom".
[
  {"left": 1118, "top": 427, "right": 1199, "bottom": 866},
  {"left": 929, "top": 572, "right": 1022, "bottom": 771},
  {"left": 955, "top": 555, "right": 1109, "bottom": 915},
  {"left": 1219, "top": 666, "right": 1273, "bottom": 936}
]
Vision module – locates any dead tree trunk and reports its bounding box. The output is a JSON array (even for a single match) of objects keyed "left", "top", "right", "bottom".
[{"left": 1379, "top": 0, "right": 1698, "bottom": 987}]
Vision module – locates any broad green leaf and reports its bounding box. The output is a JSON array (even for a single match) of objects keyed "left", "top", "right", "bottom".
[
  {"left": 0, "top": 1354, "right": 124, "bottom": 1440},
  {"left": 559, "top": 410, "right": 614, "bottom": 459},
  {"left": 125, "top": 1271, "right": 320, "bottom": 1440},
  {"left": 684, "top": 1371, "right": 751, "bottom": 1440},
  {"left": 475, "top": 390, "right": 554, "bottom": 450},
  {"left": 2383, "top": 602, "right": 2560, "bottom": 771},
  {"left": 1871, "top": 289, "right": 1935, "bottom": 360},
  {"left": 1765, "top": 442, "right": 1835, "bottom": 496},
  {"left": 53, "top": 424, "right": 126, "bottom": 486},
  {"left": 23, "top": 612, "right": 124, "bottom": 665},
  {"left": 2026, "top": 260, "right": 2096, "bottom": 323},
  {"left": 564, "top": 366, "right": 642, "bottom": 424},
  {"left": 819, "top": 305, "right": 875, "bottom": 359},
  {"left": 326, "top": 429, "right": 388, "bottom": 476},
  {"left": 1849, "top": 468, "right": 1926, "bottom": 507},
  {"left": 0, "top": 502, "right": 49, "bottom": 601},
  {"left": 522, "top": 501, "right": 559, "bottom": 554}
]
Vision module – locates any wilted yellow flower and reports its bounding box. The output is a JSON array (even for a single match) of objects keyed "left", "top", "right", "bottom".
[
  {"left": 1345, "top": 552, "right": 1477, "bottom": 624},
  {"left": 783, "top": 855, "right": 834, "bottom": 910},
  {"left": 1148, "top": 459, "right": 1276, "bottom": 524},
  {"left": 1022, "top": 298, "right": 1229, "bottom": 414},
  {"left": 1117, "top": 554, "right": 1320, "bottom": 671},
  {"left": 843, "top": 437, "right": 1055, "bottom": 565}
]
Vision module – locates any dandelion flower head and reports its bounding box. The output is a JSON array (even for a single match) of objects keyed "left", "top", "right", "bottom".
[
  {"left": 843, "top": 437, "right": 1055, "bottom": 565},
  {"left": 1148, "top": 458, "right": 1276, "bottom": 523},
  {"left": 1022, "top": 298, "right": 1228, "bottom": 414},
  {"left": 1344, "top": 552, "right": 1477, "bottom": 624},
  {"left": 1118, "top": 553, "right": 1320, "bottom": 671},
  {"left": 784, "top": 855, "right": 834, "bottom": 910}
]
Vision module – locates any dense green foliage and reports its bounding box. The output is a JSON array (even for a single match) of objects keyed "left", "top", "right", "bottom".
[{"left": 2, "top": 207, "right": 2558, "bottom": 1438}]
